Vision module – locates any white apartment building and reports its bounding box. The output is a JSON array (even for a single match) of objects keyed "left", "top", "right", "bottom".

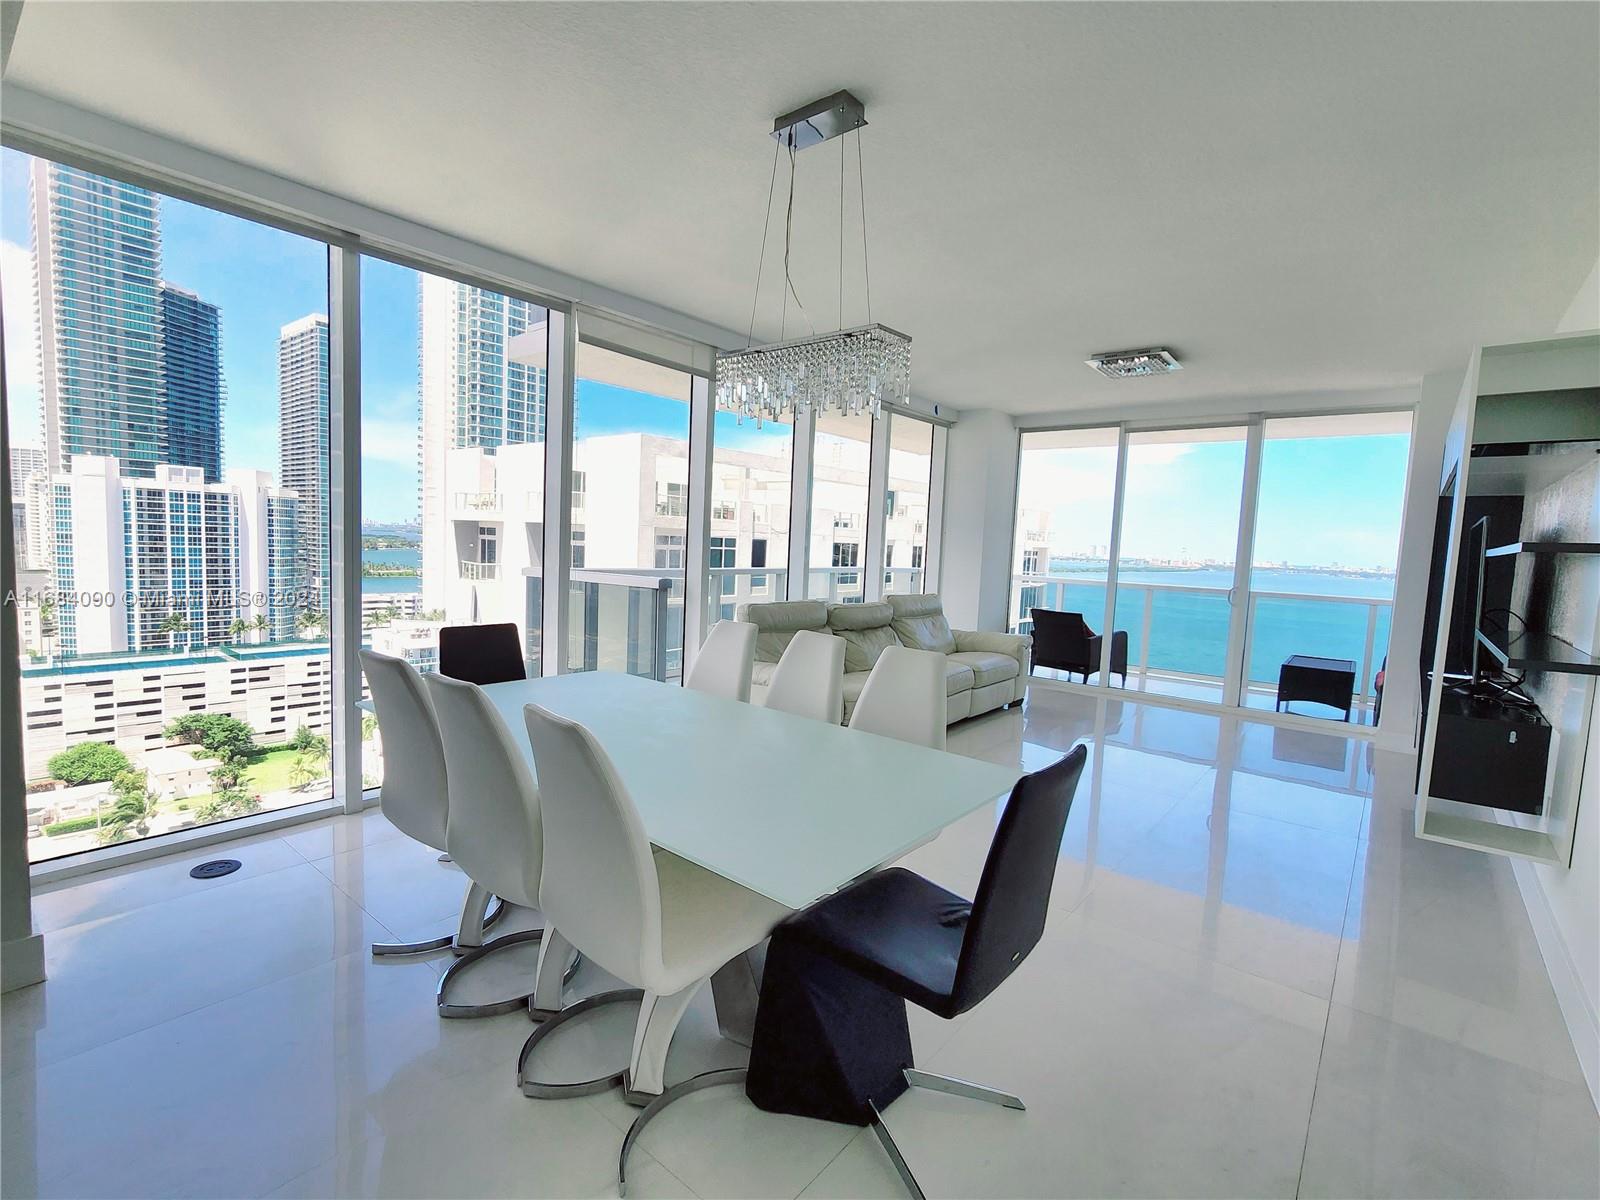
[{"left": 25, "top": 455, "right": 300, "bottom": 659}]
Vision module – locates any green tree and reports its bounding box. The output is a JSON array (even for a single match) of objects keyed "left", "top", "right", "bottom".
[
  {"left": 296, "top": 608, "right": 327, "bottom": 636},
  {"left": 166, "top": 713, "right": 258, "bottom": 760},
  {"left": 158, "top": 610, "right": 191, "bottom": 648},
  {"left": 228, "top": 617, "right": 251, "bottom": 643},
  {"left": 251, "top": 614, "right": 269, "bottom": 642},
  {"left": 361, "top": 713, "right": 379, "bottom": 742},
  {"left": 98, "top": 771, "right": 159, "bottom": 844},
  {"left": 48, "top": 742, "right": 132, "bottom": 786},
  {"left": 195, "top": 781, "right": 259, "bottom": 823},
  {"left": 207, "top": 758, "right": 245, "bottom": 792}
]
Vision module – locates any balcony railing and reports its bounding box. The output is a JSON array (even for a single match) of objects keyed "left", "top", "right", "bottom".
[
  {"left": 568, "top": 568, "right": 682, "bottom": 682},
  {"left": 452, "top": 491, "right": 502, "bottom": 512},
  {"left": 1012, "top": 574, "right": 1393, "bottom": 713},
  {"left": 459, "top": 560, "right": 500, "bottom": 580}
]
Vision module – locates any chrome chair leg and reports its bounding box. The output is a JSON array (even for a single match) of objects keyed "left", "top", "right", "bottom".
[
  {"left": 517, "top": 988, "right": 644, "bottom": 1098},
  {"left": 903, "top": 1067, "right": 1025, "bottom": 1110},
  {"left": 868, "top": 1099, "right": 926, "bottom": 1200},
  {"left": 436, "top": 928, "right": 547, "bottom": 1018},
  {"left": 618, "top": 1068, "right": 747, "bottom": 1199},
  {"left": 370, "top": 930, "right": 455, "bottom": 957}
]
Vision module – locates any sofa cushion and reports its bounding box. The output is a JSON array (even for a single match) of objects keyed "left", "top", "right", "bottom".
[
  {"left": 942, "top": 659, "right": 977, "bottom": 695},
  {"left": 737, "top": 599, "right": 829, "bottom": 663},
  {"left": 751, "top": 660, "right": 778, "bottom": 688},
  {"left": 827, "top": 602, "right": 899, "bottom": 674},
  {"left": 947, "top": 650, "right": 1020, "bottom": 688},
  {"left": 885, "top": 593, "right": 957, "bottom": 655}
]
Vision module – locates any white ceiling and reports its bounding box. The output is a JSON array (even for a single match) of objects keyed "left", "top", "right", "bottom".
[{"left": 4, "top": 1, "right": 1596, "bottom": 415}]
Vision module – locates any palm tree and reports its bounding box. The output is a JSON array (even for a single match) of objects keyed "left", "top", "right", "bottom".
[
  {"left": 228, "top": 618, "right": 250, "bottom": 644},
  {"left": 251, "top": 614, "right": 269, "bottom": 644},
  {"left": 158, "top": 611, "right": 190, "bottom": 650}
]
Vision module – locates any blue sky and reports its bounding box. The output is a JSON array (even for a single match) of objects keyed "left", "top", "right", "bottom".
[
  {"left": 4, "top": 147, "right": 1407, "bottom": 557},
  {"left": 1019, "top": 431, "right": 1410, "bottom": 570}
]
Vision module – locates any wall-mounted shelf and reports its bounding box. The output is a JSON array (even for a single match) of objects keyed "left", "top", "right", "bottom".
[
  {"left": 1485, "top": 540, "right": 1600, "bottom": 557},
  {"left": 1477, "top": 628, "right": 1600, "bottom": 675}
]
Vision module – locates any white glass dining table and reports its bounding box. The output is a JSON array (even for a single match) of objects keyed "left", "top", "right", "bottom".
[{"left": 478, "top": 669, "right": 1022, "bottom": 911}]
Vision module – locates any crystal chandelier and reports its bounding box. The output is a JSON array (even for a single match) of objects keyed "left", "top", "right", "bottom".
[{"left": 715, "top": 91, "right": 911, "bottom": 424}]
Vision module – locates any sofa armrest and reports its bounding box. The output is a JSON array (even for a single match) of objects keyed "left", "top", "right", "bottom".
[{"left": 953, "top": 629, "right": 1033, "bottom": 678}]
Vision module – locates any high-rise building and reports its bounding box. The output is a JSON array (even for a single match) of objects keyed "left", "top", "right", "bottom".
[
  {"left": 33, "top": 160, "right": 166, "bottom": 478},
  {"left": 9, "top": 444, "right": 46, "bottom": 567},
  {"left": 158, "top": 284, "right": 225, "bottom": 483},
  {"left": 277, "top": 314, "right": 329, "bottom": 612},
  {"left": 42, "top": 455, "right": 300, "bottom": 658},
  {"left": 418, "top": 276, "right": 549, "bottom": 612}
]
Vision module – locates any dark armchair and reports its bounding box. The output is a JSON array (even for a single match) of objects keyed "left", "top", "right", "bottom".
[{"left": 1029, "top": 609, "right": 1128, "bottom": 685}]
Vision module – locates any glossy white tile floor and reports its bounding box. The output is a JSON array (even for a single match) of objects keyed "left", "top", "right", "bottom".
[{"left": 4, "top": 687, "right": 1596, "bottom": 1199}]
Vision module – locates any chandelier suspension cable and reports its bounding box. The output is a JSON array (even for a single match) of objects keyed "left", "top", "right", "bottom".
[
  {"left": 856, "top": 127, "right": 872, "bottom": 326},
  {"left": 781, "top": 142, "right": 814, "bottom": 341},
  {"left": 716, "top": 90, "right": 909, "bottom": 425},
  {"left": 838, "top": 132, "right": 845, "bottom": 332},
  {"left": 744, "top": 138, "right": 782, "bottom": 349}
]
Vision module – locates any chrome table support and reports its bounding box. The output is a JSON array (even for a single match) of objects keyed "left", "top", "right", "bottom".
[
  {"left": 516, "top": 988, "right": 644, "bottom": 1099},
  {"left": 618, "top": 1068, "right": 747, "bottom": 1198}
]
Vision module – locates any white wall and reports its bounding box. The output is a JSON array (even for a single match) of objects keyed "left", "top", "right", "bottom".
[
  {"left": 1556, "top": 256, "right": 1599, "bottom": 334},
  {"left": 939, "top": 409, "right": 1018, "bottom": 631},
  {"left": 1515, "top": 267, "right": 1600, "bottom": 1108}
]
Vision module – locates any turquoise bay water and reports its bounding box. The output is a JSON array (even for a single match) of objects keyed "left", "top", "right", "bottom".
[
  {"left": 1019, "top": 568, "right": 1393, "bottom": 685},
  {"left": 362, "top": 547, "right": 422, "bottom": 596}
]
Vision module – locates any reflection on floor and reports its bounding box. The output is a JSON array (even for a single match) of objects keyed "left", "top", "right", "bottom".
[
  {"left": 3, "top": 687, "right": 1595, "bottom": 1199},
  {"left": 1030, "top": 669, "right": 1381, "bottom": 726}
]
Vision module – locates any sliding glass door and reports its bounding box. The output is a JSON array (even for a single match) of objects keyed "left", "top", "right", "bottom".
[
  {"left": 1116, "top": 427, "right": 1250, "bottom": 704},
  {"left": 1244, "top": 413, "right": 1410, "bottom": 723},
  {"left": 1012, "top": 412, "right": 1411, "bottom": 726}
]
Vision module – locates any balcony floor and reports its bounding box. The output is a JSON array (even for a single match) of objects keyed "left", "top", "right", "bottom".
[{"left": 4, "top": 685, "right": 1593, "bottom": 1199}]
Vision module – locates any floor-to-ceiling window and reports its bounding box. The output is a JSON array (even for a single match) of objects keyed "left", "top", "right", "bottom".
[
  {"left": 565, "top": 341, "right": 692, "bottom": 679},
  {"left": 4, "top": 148, "right": 332, "bottom": 862},
  {"left": 1010, "top": 413, "right": 1412, "bottom": 723},
  {"left": 883, "top": 414, "right": 934, "bottom": 595},
  {"left": 1116, "top": 427, "right": 1249, "bottom": 704},
  {"left": 1246, "top": 413, "right": 1411, "bottom": 723},
  {"left": 808, "top": 412, "right": 872, "bottom": 602},
  {"left": 1009, "top": 428, "right": 1119, "bottom": 664},
  {"left": 707, "top": 405, "right": 793, "bottom": 626},
  {"left": 356, "top": 258, "right": 550, "bottom": 788}
]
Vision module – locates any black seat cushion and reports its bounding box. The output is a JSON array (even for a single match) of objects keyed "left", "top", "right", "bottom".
[{"left": 781, "top": 867, "right": 971, "bottom": 1019}]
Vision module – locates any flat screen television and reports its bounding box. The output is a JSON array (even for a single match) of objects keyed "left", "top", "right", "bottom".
[{"left": 1461, "top": 515, "right": 1490, "bottom": 681}]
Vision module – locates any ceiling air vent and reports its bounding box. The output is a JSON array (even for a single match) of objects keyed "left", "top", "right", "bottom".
[{"left": 1085, "top": 347, "right": 1182, "bottom": 379}]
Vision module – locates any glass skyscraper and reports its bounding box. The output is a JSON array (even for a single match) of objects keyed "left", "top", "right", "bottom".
[
  {"left": 33, "top": 161, "right": 224, "bottom": 483},
  {"left": 158, "top": 284, "right": 225, "bottom": 483},
  {"left": 34, "top": 160, "right": 165, "bottom": 478},
  {"left": 277, "top": 314, "right": 330, "bottom": 612}
]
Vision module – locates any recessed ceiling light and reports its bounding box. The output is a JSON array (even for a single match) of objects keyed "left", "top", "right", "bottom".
[{"left": 1085, "top": 347, "right": 1182, "bottom": 379}]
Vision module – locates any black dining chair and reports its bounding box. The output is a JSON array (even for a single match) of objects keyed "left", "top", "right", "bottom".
[
  {"left": 438, "top": 622, "right": 526, "bottom": 686},
  {"left": 742, "top": 744, "right": 1088, "bottom": 1198}
]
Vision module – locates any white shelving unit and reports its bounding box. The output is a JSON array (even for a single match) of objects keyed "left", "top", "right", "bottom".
[{"left": 1415, "top": 332, "right": 1600, "bottom": 866}]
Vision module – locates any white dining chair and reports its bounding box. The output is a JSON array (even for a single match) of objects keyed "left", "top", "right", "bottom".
[
  {"left": 849, "top": 644, "right": 948, "bottom": 751},
  {"left": 423, "top": 672, "right": 575, "bottom": 1019},
  {"left": 765, "top": 629, "right": 846, "bottom": 724},
  {"left": 359, "top": 648, "right": 506, "bottom": 961},
  {"left": 518, "top": 701, "right": 788, "bottom": 1134},
  {"left": 684, "top": 619, "right": 756, "bottom": 702}
]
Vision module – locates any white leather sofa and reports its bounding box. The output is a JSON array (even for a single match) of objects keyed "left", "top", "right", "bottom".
[{"left": 737, "top": 593, "right": 1032, "bottom": 725}]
